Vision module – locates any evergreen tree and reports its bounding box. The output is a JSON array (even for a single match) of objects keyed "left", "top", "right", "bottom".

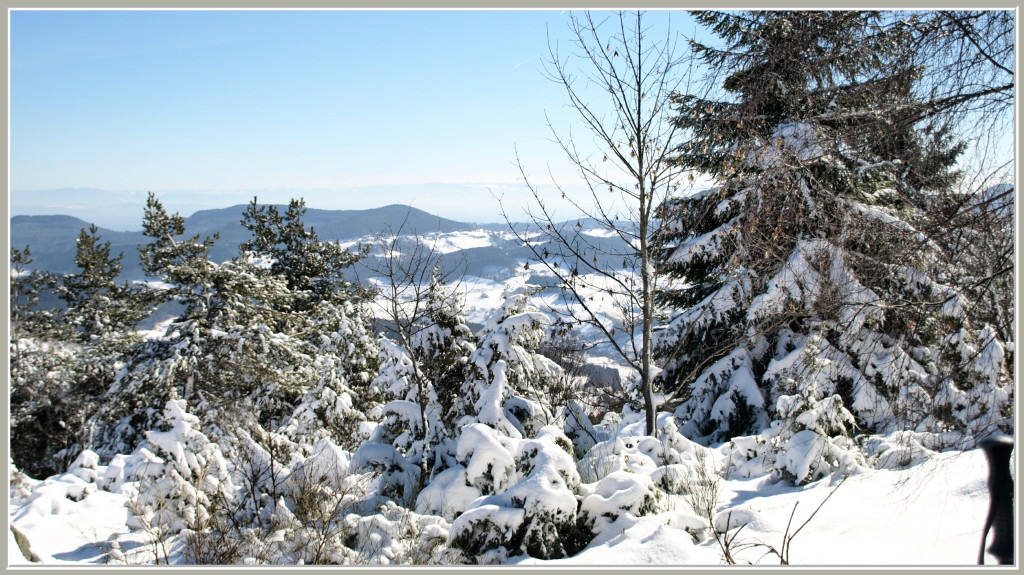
[
  {"left": 280, "top": 298, "right": 381, "bottom": 451},
  {"left": 654, "top": 11, "right": 1012, "bottom": 452},
  {"left": 413, "top": 271, "right": 476, "bottom": 436},
  {"left": 92, "top": 194, "right": 325, "bottom": 457},
  {"left": 9, "top": 336, "right": 81, "bottom": 478},
  {"left": 13, "top": 226, "right": 161, "bottom": 477},
  {"left": 454, "top": 284, "right": 561, "bottom": 438},
  {"left": 10, "top": 246, "right": 57, "bottom": 340},
  {"left": 10, "top": 233, "right": 159, "bottom": 478},
  {"left": 138, "top": 192, "right": 219, "bottom": 293},
  {"left": 56, "top": 225, "right": 158, "bottom": 342},
  {"left": 367, "top": 269, "right": 476, "bottom": 483},
  {"left": 240, "top": 197, "right": 365, "bottom": 312}
]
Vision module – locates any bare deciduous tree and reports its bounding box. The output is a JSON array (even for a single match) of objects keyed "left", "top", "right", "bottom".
[
  {"left": 361, "top": 213, "right": 472, "bottom": 486},
  {"left": 502, "top": 11, "right": 695, "bottom": 435}
]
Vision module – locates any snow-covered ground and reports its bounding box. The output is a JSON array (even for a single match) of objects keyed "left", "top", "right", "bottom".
[
  {"left": 8, "top": 446, "right": 1002, "bottom": 566},
  {"left": 9, "top": 229, "right": 1010, "bottom": 568},
  {"left": 520, "top": 448, "right": 996, "bottom": 566}
]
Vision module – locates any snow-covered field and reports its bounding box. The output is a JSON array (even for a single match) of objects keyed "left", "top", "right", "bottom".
[{"left": 8, "top": 446, "right": 1002, "bottom": 566}]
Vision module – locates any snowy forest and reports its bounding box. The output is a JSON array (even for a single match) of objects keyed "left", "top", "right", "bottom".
[{"left": 8, "top": 10, "right": 1016, "bottom": 566}]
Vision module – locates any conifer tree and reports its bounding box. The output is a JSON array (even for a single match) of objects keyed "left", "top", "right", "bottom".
[
  {"left": 368, "top": 271, "right": 475, "bottom": 483},
  {"left": 92, "top": 194, "right": 328, "bottom": 457},
  {"left": 10, "top": 246, "right": 57, "bottom": 341},
  {"left": 654, "top": 11, "right": 1012, "bottom": 450},
  {"left": 57, "top": 225, "right": 158, "bottom": 342},
  {"left": 240, "top": 197, "right": 379, "bottom": 445},
  {"left": 454, "top": 284, "right": 561, "bottom": 438},
  {"left": 241, "top": 197, "right": 365, "bottom": 311}
]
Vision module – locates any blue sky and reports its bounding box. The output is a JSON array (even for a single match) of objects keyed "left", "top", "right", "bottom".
[{"left": 10, "top": 9, "right": 698, "bottom": 229}]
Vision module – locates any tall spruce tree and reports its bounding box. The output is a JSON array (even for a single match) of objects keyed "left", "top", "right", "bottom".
[{"left": 653, "top": 11, "right": 1012, "bottom": 453}]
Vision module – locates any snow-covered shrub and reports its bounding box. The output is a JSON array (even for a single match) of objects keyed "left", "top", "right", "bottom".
[
  {"left": 366, "top": 336, "right": 456, "bottom": 486},
  {"left": 250, "top": 438, "right": 367, "bottom": 565},
  {"left": 578, "top": 471, "right": 660, "bottom": 536},
  {"left": 455, "top": 285, "right": 560, "bottom": 435},
  {"left": 923, "top": 326, "right": 1014, "bottom": 442},
  {"left": 857, "top": 430, "right": 944, "bottom": 469},
  {"left": 344, "top": 500, "right": 463, "bottom": 565},
  {"left": 758, "top": 336, "right": 864, "bottom": 484},
  {"left": 9, "top": 337, "right": 88, "bottom": 478},
  {"left": 9, "top": 459, "right": 36, "bottom": 502},
  {"left": 404, "top": 271, "right": 477, "bottom": 437},
  {"left": 456, "top": 422, "right": 520, "bottom": 496},
  {"left": 448, "top": 425, "right": 582, "bottom": 562},
  {"left": 414, "top": 465, "right": 485, "bottom": 522},
  {"left": 280, "top": 365, "right": 367, "bottom": 451},
  {"left": 563, "top": 399, "right": 604, "bottom": 460},
  {"left": 67, "top": 449, "right": 102, "bottom": 484},
  {"left": 119, "top": 399, "right": 235, "bottom": 563},
  {"left": 219, "top": 424, "right": 299, "bottom": 530},
  {"left": 722, "top": 434, "right": 773, "bottom": 480},
  {"left": 350, "top": 442, "right": 420, "bottom": 508}
]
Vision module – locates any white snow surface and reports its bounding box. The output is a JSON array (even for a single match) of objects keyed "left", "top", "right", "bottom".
[{"left": 9, "top": 444, "right": 1001, "bottom": 566}]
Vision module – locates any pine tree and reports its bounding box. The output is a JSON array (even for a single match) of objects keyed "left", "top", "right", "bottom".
[
  {"left": 92, "top": 194, "right": 322, "bottom": 457},
  {"left": 16, "top": 227, "right": 160, "bottom": 476},
  {"left": 241, "top": 197, "right": 365, "bottom": 312},
  {"left": 367, "top": 269, "right": 476, "bottom": 484},
  {"left": 10, "top": 234, "right": 157, "bottom": 478},
  {"left": 10, "top": 244, "right": 74, "bottom": 478},
  {"left": 10, "top": 246, "right": 57, "bottom": 340},
  {"left": 413, "top": 271, "right": 476, "bottom": 436},
  {"left": 57, "top": 225, "right": 158, "bottom": 342},
  {"left": 280, "top": 299, "right": 381, "bottom": 451},
  {"left": 654, "top": 11, "right": 1011, "bottom": 452},
  {"left": 454, "top": 285, "right": 561, "bottom": 438}
]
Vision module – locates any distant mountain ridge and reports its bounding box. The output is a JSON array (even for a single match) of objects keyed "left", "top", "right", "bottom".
[{"left": 10, "top": 203, "right": 522, "bottom": 280}]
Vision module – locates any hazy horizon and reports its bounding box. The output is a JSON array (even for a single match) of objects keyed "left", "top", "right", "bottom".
[
  {"left": 10, "top": 9, "right": 700, "bottom": 231},
  {"left": 8, "top": 182, "right": 564, "bottom": 231}
]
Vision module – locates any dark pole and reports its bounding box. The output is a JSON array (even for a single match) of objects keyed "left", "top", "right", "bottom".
[{"left": 979, "top": 434, "right": 1014, "bottom": 565}]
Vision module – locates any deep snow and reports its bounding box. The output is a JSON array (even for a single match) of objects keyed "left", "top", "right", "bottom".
[{"left": 8, "top": 441, "right": 1009, "bottom": 567}]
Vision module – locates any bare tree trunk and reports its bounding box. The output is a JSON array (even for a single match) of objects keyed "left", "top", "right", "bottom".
[{"left": 504, "top": 11, "right": 695, "bottom": 436}]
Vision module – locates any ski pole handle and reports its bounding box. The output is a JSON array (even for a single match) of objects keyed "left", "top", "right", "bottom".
[{"left": 979, "top": 434, "right": 1014, "bottom": 565}]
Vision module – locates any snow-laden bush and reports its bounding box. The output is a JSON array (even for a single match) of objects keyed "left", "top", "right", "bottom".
[
  {"left": 10, "top": 337, "right": 89, "bottom": 478},
  {"left": 577, "top": 467, "right": 709, "bottom": 549},
  {"left": 857, "top": 430, "right": 950, "bottom": 469},
  {"left": 735, "top": 334, "right": 863, "bottom": 484},
  {"left": 448, "top": 425, "right": 582, "bottom": 563},
  {"left": 349, "top": 442, "right": 420, "bottom": 508},
  {"left": 568, "top": 413, "right": 718, "bottom": 551},
  {"left": 117, "top": 399, "right": 235, "bottom": 563},
  {"left": 9, "top": 459, "right": 36, "bottom": 502},
  {"left": 343, "top": 500, "right": 463, "bottom": 565},
  {"left": 454, "top": 284, "right": 559, "bottom": 436},
  {"left": 563, "top": 399, "right": 605, "bottom": 460}
]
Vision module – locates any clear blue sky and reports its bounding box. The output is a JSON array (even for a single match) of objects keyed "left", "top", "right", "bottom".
[{"left": 10, "top": 9, "right": 698, "bottom": 229}]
